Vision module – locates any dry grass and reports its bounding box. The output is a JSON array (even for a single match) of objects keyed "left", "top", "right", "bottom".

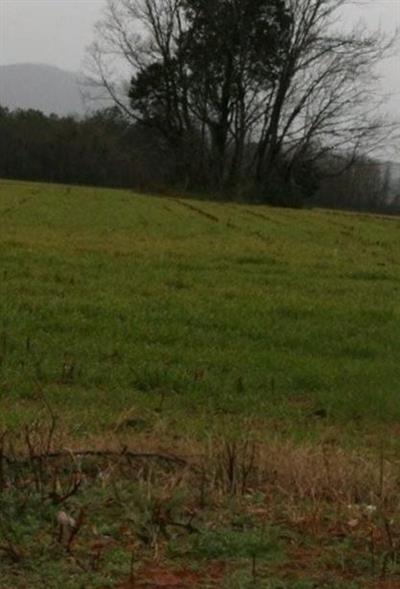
[
  {"left": 1, "top": 415, "right": 400, "bottom": 586},
  {"left": 8, "top": 416, "right": 398, "bottom": 508}
]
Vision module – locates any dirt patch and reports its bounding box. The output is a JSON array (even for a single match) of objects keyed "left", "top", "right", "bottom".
[{"left": 116, "top": 562, "right": 226, "bottom": 588}]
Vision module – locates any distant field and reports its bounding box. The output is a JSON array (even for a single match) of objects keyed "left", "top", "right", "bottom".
[
  {"left": 1, "top": 179, "right": 399, "bottom": 439},
  {"left": 1, "top": 179, "right": 400, "bottom": 588}
]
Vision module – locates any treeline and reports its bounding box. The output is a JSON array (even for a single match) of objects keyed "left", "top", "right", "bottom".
[
  {"left": 0, "top": 105, "right": 214, "bottom": 193},
  {"left": 0, "top": 104, "right": 317, "bottom": 199},
  {"left": 316, "top": 157, "right": 400, "bottom": 214},
  {"left": 0, "top": 106, "right": 152, "bottom": 189},
  {"left": 0, "top": 105, "right": 399, "bottom": 214},
  {"left": 0, "top": 105, "right": 317, "bottom": 204}
]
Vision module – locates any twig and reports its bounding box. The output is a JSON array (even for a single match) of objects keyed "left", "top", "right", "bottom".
[
  {"left": 0, "top": 431, "right": 8, "bottom": 490},
  {"left": 130, "top": 550, "right": 136, "bottom": 585},
  {"left": 43, "top": 398, "right": 58, "bottom": 455},
  {"left": 67, "top": 508, "right": 85, "bottom": 553},
  {"left": 51, "top": 473, "right": 82, "bottom": 505},
  {"left": 3, "top": 448, "right": 187, "bottom": 467},
  {"left": 0, "top": 541, "right": 23, "bottom": 563}
]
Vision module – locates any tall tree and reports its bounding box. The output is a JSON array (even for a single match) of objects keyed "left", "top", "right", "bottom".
[{"left": 87, "top": 0, "right": 396, "bottom": 203}]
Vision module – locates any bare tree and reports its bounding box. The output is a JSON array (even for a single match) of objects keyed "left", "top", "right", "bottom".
[
  {"left": 315, "top": 155, "right": 396, "bottom": 212},
  {"left": 254, "top": 2, "right": 396, "bottom": 196},
  {"left": 86, "top": 0, "right": 397, "bottom": 204}
]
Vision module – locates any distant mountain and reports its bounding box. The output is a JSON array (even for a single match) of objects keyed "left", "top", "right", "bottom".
[{"left": 0, "top": 63, "right": 86, "bottom": 116}]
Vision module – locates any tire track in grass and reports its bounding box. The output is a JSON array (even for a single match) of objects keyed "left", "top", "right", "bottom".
[
  {"left": 0, "top": 196, "right": 33, "bottom": 218},
  {"left": 243, "top": 208, "right": 285, "bottom": 225},
  {"left": 173, "top": 198, "right": 220, "bottom": 222},
  {"left": 172, "top": 198, "right": 277, "bottom": 246}
]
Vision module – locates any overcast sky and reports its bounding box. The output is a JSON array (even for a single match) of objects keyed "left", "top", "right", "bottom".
[{"left": 0, "top": 0, "right": 399, "bottom": 113}]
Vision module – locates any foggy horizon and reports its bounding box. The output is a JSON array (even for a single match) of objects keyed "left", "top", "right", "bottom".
[
  {"left": 1, "top": 1, "right": 399, "bottom": 77},
  {"left": 2, "top": 0, "right": 399, "bottom": 155}
]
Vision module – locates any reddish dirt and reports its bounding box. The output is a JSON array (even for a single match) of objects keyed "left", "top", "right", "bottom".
[
  {"left": 116, "top": 562, "right": 227, "bottom": 589},
  {"left": 278, "top": 544, "right": 400, "bottom": 589}
]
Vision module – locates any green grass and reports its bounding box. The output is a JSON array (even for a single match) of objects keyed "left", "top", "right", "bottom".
[
  {"left": 0, "top": 179, "right": 400, "bottom": 443},
  {"left": 1, "top": 179, "right": 400, "bottom": 588},
  {"left": 0, "top": 469, "right": 368, "bottom": 589}
]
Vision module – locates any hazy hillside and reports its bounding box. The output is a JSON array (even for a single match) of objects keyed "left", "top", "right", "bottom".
[{"left": 0, "top": 63, "right": 85, "bottom": 116}]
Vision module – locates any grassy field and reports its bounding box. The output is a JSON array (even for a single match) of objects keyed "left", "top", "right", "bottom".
[{"left": 0, "top": 179, "right": 400, "bottom": 588}]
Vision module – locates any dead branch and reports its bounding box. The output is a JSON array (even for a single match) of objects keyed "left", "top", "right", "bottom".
[{"left": 3, "top": 448, "right": 187, "bottom": 468}]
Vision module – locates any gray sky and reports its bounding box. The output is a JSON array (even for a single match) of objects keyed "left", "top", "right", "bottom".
[
  {"left": 0, "top": 0, "right": 399, "bottom": 113},
  {"left": 0, "top": 0, "right": 104, "bottom": 71}
]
